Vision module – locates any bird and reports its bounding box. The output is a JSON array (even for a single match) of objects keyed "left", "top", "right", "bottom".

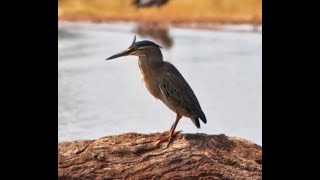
[
  {"left": 133, "top": 0, "right": 169, "bottom": 8},
  {"left": 105, "top": 36, "right": 206, "bottom": 147}
]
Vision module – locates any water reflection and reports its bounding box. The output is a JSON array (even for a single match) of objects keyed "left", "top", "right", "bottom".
[
  {"left": 58, "top": 28, "right": 80, "bottom": 39},
  {"left": 134, "top": 23, "right": 173, "bottom": 49}
]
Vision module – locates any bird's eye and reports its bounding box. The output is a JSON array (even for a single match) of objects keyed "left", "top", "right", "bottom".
[{"left": 137, "top": 46, "right": 147, "bottom": 50}]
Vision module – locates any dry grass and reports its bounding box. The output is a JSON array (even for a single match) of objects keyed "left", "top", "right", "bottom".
[{"left": 58, "top": 0, "right": 261, "bottom": 24}]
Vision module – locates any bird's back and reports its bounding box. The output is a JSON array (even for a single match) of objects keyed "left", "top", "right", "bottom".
[{"left": 158, "top": 61, "right": 207, "bottom": 128}]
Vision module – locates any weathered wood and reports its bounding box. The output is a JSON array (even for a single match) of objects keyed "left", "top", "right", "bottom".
[{"left": 58, "top": 133, "right": 262, "bottom": 180}]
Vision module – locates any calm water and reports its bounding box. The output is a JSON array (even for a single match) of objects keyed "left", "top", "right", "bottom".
[{"left": 58, "top": 22, "right": 262, "bottom": 145}]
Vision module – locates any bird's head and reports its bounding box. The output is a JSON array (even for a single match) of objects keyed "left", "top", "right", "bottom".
[{"left": 106, "top": 35, "right": 162, "bottom": 60}]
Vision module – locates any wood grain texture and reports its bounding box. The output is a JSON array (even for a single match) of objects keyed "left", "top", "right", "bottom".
[{"left": 58, "top": 133, "right": 262, "bottom": 180}]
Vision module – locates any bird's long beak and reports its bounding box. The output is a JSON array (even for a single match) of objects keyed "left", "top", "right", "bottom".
[{"left": 105, "top": 48, "right": 133, "bottom": 60}]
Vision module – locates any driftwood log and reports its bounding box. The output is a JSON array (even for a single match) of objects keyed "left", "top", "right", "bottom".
[{"left": 58, "top": 133, "right": 262, "bottom": 180}]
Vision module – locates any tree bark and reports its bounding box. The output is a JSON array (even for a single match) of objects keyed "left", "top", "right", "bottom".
[{"left": 58, "top": 133, "right": 262, "bottom": 180}]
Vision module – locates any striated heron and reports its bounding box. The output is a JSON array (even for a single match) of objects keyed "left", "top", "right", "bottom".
[{"left": 106, "top": 36, "right": 206, "bottom": 147}]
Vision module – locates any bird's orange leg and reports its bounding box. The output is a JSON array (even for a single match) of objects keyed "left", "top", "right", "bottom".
[
  {"left": 166, "top": 114, "right": 182, "bottom": 147},
  {"left": 155, "top": 114, "right": 182, "bottom": 147},
  {"left": 156, "top": 119, "right": 180, "bottom": 138}
]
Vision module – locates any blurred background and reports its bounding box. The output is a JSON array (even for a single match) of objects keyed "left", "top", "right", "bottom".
[{"left": 58, "top": 0, "right": 262, "bottom": 145}]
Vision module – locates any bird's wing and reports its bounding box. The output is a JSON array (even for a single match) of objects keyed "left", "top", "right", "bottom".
[{"left": 159, "top": 72, "right": 201, "bottom": 116}]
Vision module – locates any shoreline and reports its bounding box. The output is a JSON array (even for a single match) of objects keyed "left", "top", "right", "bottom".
[
  {"left": 58, "top": 15, "right": 261, "bottom": 25},
  {"left": 58, "top": 19, "right": 262, "bottom": 34}
]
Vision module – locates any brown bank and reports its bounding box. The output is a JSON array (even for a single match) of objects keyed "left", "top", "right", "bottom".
[
  {"left": 58, "top": 0, "right": 261, "bottom": 25},
  {"left": 58, "top": 133, "right": 262, "bottom": 179}
]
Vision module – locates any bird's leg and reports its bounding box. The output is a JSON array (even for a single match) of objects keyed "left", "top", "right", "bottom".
[
  {"left": 157, "top": 120, "right": 179, "bottom": 138},
  {"left": 166, "top": 114, "right": 182, "bottom": 148},
  {"left": 155, "top": 114, "right": 182, "bottom": 147}
]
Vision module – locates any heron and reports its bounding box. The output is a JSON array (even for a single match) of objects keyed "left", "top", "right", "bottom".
[{"left": 106, "top": 36, "right": 206, "bottom": 147}]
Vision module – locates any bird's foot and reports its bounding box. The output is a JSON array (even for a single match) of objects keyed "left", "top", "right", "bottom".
[
  {"left": 155, "top": 130, "right": 170, "bottom": 140},
  {"left": 155, "top": 130, "right": 181, "bottom": 140},
  {"left": 155, "top": 131, "right": 181, "bottom": 148}
]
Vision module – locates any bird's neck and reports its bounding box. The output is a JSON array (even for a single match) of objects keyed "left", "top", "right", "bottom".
[{"left": 138, "top": 48, "right": 163, "bottom": 76}]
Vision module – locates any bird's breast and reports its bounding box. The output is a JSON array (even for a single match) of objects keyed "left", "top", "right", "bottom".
[
  {"left": 140, "top": 72, "right": 160, "bottom": 98},
  {"left": 138, "top": 62, "right": 160, "bottom": 99}
]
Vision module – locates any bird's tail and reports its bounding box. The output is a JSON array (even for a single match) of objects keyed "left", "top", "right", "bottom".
[
  {"left": 198, "top": 110, "right": 207, "bottom": 124},
  {"left": 191, "top": 110, "right": 207, "bottom": 129},
  {"left": 191, "top": 116, "right": 201, "bottom": 129}
]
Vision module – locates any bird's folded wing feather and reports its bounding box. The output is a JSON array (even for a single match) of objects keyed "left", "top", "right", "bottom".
[{"left": 159, "top": 72, "right": 200, "bottom": 115}]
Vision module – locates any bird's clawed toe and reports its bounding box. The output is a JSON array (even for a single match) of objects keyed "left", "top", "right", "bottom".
[
  {"left": 154, "top": 130, "right": 182, "bottom": 148},
  {"left": 173, "top": 130, "right": 182, "bottom": 136}
]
